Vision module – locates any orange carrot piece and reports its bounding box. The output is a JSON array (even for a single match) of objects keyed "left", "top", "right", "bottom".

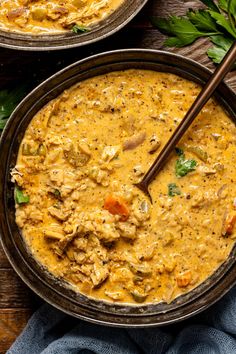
[
  {"left": 104, "top": 195, "right": 130, "bottom": 221},
  {"left": 176, "top": 270, "right": 192, "bottom": 288}
]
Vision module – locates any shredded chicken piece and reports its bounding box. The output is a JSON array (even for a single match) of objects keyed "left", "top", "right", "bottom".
[
  {"left": 7, "top": 7, "right": 26, "bottom": 20},
  {"left": 90, "top": 262, "right": 109, "bottom": 287},
  {"left": 56, "top": 225, "right": 80, "bottom": 255},
  {"left": 123, "top": 132, "right": 146, "bottom": 151},
  {"left": 48, "top": 206, "right": 70, "bottom": 221}
]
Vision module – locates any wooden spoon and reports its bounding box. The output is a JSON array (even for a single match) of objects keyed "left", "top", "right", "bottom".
[{"left": 135, "top": 41, "right": 236, "bottom": 202}]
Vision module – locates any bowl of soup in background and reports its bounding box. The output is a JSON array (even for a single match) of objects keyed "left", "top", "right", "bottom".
[
  {"left": 0, "top": 49, "right": 236, "bottom": 327},
  {"left": 0, "top": 0, "right": 148, "bottom": 50}
]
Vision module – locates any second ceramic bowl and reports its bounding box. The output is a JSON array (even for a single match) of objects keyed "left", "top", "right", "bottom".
[{"left": 0, "top": 0, "right": 148, "bottom": 51}]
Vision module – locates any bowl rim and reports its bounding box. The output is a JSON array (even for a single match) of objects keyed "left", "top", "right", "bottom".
[
  {"left": 0, "top": 0, "right": 148, "bottom": 51},
  {"left": 1, "top": 48, "right": 236, "bottom": 327}
]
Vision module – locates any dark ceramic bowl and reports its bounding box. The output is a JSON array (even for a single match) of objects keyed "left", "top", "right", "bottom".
[
  {"left": 1, "top": 49, "right": 236, "bottom": 327},
  {"left": 0, "top": 0, "right": 147, "bottom": 51}
]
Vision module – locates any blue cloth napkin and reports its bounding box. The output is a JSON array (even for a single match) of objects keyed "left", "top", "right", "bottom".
[{"left": 7, "top": 286, "right": 236, "bottom": 354}]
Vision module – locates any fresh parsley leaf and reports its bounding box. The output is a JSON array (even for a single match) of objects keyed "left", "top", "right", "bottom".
[
  {"left": 228, "top": 0, "right": 236, "bottom": 19},
  {"left": 207, "top": 34, "right": 236, "bottom": 65},
  {"left": 15, "top": 186, "right": 30, "bottom": 204},
  {"left": 151, "top": 16, "right": 213, "bottom": 47},
  {"left": 209, "top": 10, "right": 236, "bottom": 37},
  {"left": 151, "top": 0, "right": 236, "bottom": 67},
  {"left": 199, "top": 0, "right": 220, "bottom": 12},
  {"left": 164, "top": 37, "right": 188, "bottom": 47},
  {"left": 168, "top": 183, "right": 181, "bottom": 197},
  {"left": 207, "top": 45, "right": 227, "bottom": 62},
  {"left": 218, "top": 0, "right": 228, "bottom": 12},
  {"left": 0, "top": 119, "right": 7, "bottom": 130},
  {"left": 72, "top": 24, "right": 90, "bottom": 34},
  {"left": 175, "top": 147, "right": 184, "bottom": 156},
  {"left": 207, "top": 43, "right": 236, "bottom": 66},
  {"left": 150, "top": 17, "right": 173, "bottom": 35},
  {"left": 0, "top": 85, "right": 27, "bottom": 130},
  {"left": 228, "top": 0, "right": 236, "bottom": 29},
  {"left": 175, "top": 154, "right": 197, "bottom": 177},
  {"left": 211, "top": 33, "right": 234, "bottom": 48},
  {"left": 0, "top": 86, "right": 26, "bottom": 119},
  {"left": 187, "top": 9, "right": 220, "bottom": 32}
]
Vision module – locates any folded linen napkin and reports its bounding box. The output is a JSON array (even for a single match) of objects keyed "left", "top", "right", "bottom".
[{"left": 7, "top": 286, "right": 236, "bottom": 354}]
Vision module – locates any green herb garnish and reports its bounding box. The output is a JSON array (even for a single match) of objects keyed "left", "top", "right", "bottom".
[
  {"left": 175, "top": 153, "right": 197, "bottom": 177},
  {"left": 72, "top": 24, "right": 90, "bottom": 34},
  {"left": 168, "top": 183, "right": 181, "bottom": 196},
  {"left": 151, "top": 0, "right": 236, "bottom": 66},
  {"left": 0, "top": 86, "right": 27, "bottom": 130},
  {"left": 15, "top": 186, "right": 30, "bottom": 204}
]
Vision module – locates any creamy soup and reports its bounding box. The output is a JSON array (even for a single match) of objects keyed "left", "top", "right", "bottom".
[
  {"left": 0, "top": 0, "right": 123, "bottom": 34},
  {"left": 13, "top": 70, "right": 236, "bottom": 304}
]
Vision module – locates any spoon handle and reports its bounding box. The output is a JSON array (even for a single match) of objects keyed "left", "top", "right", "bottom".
[{"left": 139, "top": 40, "right": 236, "bottom": 190}]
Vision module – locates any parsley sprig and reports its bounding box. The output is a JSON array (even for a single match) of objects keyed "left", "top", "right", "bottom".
[
  {"left": 72, "top": 24, "right": 90, "bottom": 34},
  {"left": 175, "top": 148, "right": 197, "bottom": 177},
  {"left": 0, "top": 85, "right": 27, "bottom": 130},
  {"left": 168, "top": 183, "right": 181, "bottom": 196},
  {"left": 151, "top": 0, "right": 236, "bottom": 66}
]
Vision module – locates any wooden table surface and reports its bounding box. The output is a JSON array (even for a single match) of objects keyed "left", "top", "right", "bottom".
[{"left": 0, "top": 0, "right": 236, "bottom": 352}]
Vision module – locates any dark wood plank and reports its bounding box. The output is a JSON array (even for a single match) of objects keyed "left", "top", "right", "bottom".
[
  {"left": 0, "top": 245, "right": 11, "bottom": 269},
  {"left": 0, "top": 269, "right": 33, "bottom": 308},
  {"left": 0, "top": 309, "right": 32, "bottom": 354}
]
